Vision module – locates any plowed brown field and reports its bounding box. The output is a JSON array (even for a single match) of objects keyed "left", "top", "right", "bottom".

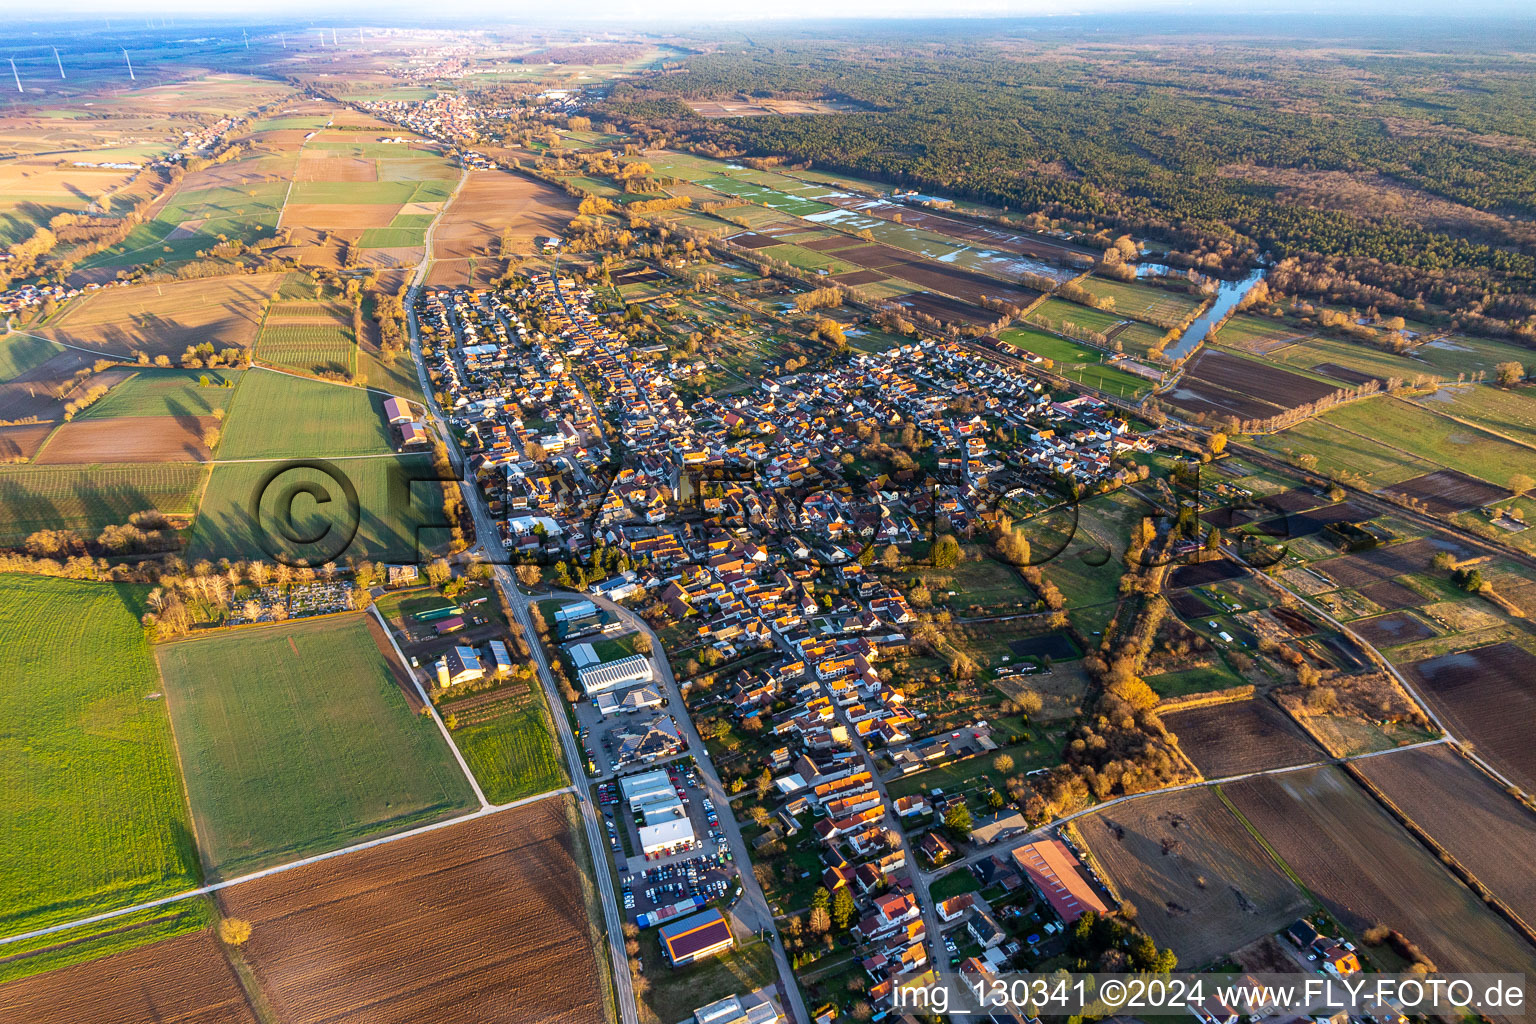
[
  {"left": 431, "top": 171, "right": 577, "bottom": 266},
  {"left": 1357, "top": 744, "right": 1536, "bottom": 932},
  {"left": 0, "top": 930, "right": 256, "bottom": 1024},
  {"left": 219, "top": 799, "right": 603, "bottom": 1024},
  {"left": 38, "top": 274, "right": 281, "bottom": 358},
  {"left": 1226, "top": 766, "right": 1536, "bottom": 985},
  {"left": 1078, "top": 787, "right": 1307, "bottom": 967},
  {"left": 35, "top": 415, "right": 213, "bottom": 463},
  {"left": 280, "top": 204, "right": 400, "bottom": 229},
  {"left": 1165, "top": 698, "right": 1321, "bottom": 777}
]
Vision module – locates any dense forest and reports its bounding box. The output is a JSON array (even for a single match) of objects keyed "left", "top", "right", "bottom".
[{"left": 596, "top": 28, "right": 1536, "bottom": 335}]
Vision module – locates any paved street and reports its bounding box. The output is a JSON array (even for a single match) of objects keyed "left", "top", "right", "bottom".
[
  {"left": 566, "top": 590, "right": 811, "bottom": 1024},
  {"left": 404, "top": 253, "right": 639, "bottom": 1024}
]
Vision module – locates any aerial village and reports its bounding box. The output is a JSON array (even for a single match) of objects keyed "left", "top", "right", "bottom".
[{"left": 412, "top": 265, "right": 1177, "bottom": 1019}]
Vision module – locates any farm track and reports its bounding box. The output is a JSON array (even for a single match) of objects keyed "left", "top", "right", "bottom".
[{"left": 401, "top": 176, "right": 640, "bottom": 1024}]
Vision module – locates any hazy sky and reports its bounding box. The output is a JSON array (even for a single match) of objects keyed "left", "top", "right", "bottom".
[{"left": 17, "top": 0, "right": 1536, "bottom": 20}]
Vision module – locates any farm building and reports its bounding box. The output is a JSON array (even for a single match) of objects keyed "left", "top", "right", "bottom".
[
  {"left": 1011, "top": 839, "right": 1110, "bottom": 924},
  {"left": 436, "top": 646, "right": 484, "bottom": 686},
  {"left": 383, "top": 396, "right": 412, "bottom": 425},
  {"left": 398, "top": 421, "right": 430, "bottom": 447},
  {"left": 660, "top": 908, "right": 734, "bottom": 966},
  {"left": 487, "top": 639, "right": 513, "bottom": 676},
  {"left": 578, "top": 654, "right": 655, "bottom": 696}
]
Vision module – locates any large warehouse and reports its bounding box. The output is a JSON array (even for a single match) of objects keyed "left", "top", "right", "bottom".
[
  {"left": 622, "top": 768, "right": 697, "bottom": 855},
  {"left": 578, "top": 654, "right": 655, "bottom": 696}
]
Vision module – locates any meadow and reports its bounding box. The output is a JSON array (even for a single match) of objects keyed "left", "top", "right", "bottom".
[
  {"left": 156, "top": 615, "right": 478, "bottom": 877},
  {"left": 287, "top": 179, "right": 455, "bottom": 206},
  {"left": 0, "top": 462, "right": 207, "bottom": 544},
  {"left": 185, "top": 453, "right": 448, "bottom": 565},
  {"left": 1414, "top": 335, "right": 1536, "bottom": 378},
  {"left": 78, "top": 368, "right": 240, "bottom": 419},
  {"left": 1214, "top": 313, "right": 1312, "bottom": 349},
  {"left": 1032, "top": 297, "right": 1126, "bottom": 335},
  {"left": 1076, "top": 275, "right": 1204, "bottom": 323},
  {"left": 0, "top": 333, "right": 66, "bottom": 382},
  {"left": 217, "top": 369, "right": 394, "bottom": 459},
  {"left": 446, "top": 682, "right": 568, "bottom": 806},
  {"left": 38, "top": 273, "right": 281, "bottom": 358},
  {"left": 78, "top": 179, "right": 289, "bottom": 269},
  {"left": 0, "top": 576, "right": 200, "bottom": 939},
  {"left": 1270, "top": 395, "right": 1535, "bottom": 490},
  {"left": 1260, "top": 332, "right": 1433, "bottom": 381},
  {"left": 1414, "top": 384, "right": 1536, "bottom": 449}
]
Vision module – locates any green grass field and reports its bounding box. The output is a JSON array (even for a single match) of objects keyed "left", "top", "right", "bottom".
[
  {"left": 0, "top": 333, "right": 66, "bottom": 381},
  {"left": 1260, "top": 333, "right": 1431, "bottom": 382},
  {"left": 358, "top": 226, "right": 429, "bottom": 248},
  {"left": 699, "top": 175, "right": 835, "bottom": 217},
  {"left": 996, "top": 325, "right": 1102, "bottom": 364},
  {"left": 1415, "top": 384, "right": 1536, "bottom": 448},
  {"left": 447, "top": 682, "right": 568, "bottom": 805},
  {"left": 0, "top": 898, "right": 213, "bottom": 985},
  {"left": 185, "top": 453, "right": 448, "bottom": 564},
  {"left": 0, "top": 575, "right": 200, "bottom": 939},
  {"left": 1314, "top": 395, "right": 1534, "bottom": 489},
  {"left": 287, "top": 179, "right": 456, "bottom": 206},
  {"left": 80, "top": 368, "right": 240, "bottom": 419},
  {"left": 1257, "top": 415, "right": 1438, "bottom": 487},
  {"left": 1076, "top": 276, "right": 1204, "bottom": 323},
  {"left": 0, "top": 462, "right": 208, "bottom": 544},
  {"left": 1109, "top": 319, "right": 1170, "bottom": 357},
  {"left": 1033, "top": 297, "right": 1126, "bottom": 335},
  {"left": 376, "top": 156, "right": 460, "bottom": 181},
  {"left": 1064, "top": 363, "right": 1154, "bottom": 399},
  {"left": 218, "top": 369, "right": 393, "bottom": 459},
  {"left": 1215, "top": 313, "right": 1312, "bottom": 348},
  {"left": 997, "top": 324, "right": 1154, "bottom": 397},
  {"left": 156, "top": 615, "right": 477, "bottom": 877},
  {"left": 1413, "top": 335, "right": 1535, "bottom": 378},
  {"left": 252, "top": 115, "right": 333, "bottom": 131},
  {"left": 254, "top": 322, "right": 356, "bottom": 376},
  {"left": 80, "top": 178, "right": 289, "bottom": 269}
]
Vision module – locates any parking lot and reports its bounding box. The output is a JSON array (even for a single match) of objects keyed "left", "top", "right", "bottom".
[
  {"left": 597, "top": 763, "right": 742, "bottom": 921},
  {"left": 576, "top": 698, "right": 685, "bottom": 778}
]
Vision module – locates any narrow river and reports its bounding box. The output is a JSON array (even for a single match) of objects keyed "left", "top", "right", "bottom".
[{"left": 1163, "top": 268, "right": 1267, "bottom": 362}]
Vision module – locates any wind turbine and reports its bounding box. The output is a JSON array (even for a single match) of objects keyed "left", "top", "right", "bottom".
[
  {"left": 9, "top": 59, "right": 21, "bottom": 94},
  {"left": 316, "top": 30, "right": 325, "bottom": 47},
  {"left": 122, "top": 48, "right": 136, "bottom": 81},
  {"left": 242, "top": 29, "right": 249, "bottom": 50},
  {"left": 330, "top": 28, "right": 337, "bottom": 47},
  {"left": 53, "top": 47, "right": 65, "bottom": 79},
  {"left": 280, "top": 33, "right": 287, "bottom": 49}
]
